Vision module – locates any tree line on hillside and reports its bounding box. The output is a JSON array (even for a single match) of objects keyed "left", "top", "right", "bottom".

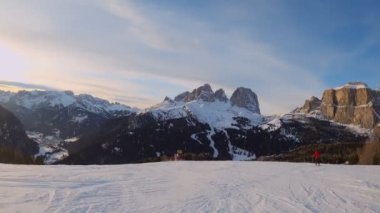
[{"left": 0, "top": 148, "right": 43, "bottom": 165}]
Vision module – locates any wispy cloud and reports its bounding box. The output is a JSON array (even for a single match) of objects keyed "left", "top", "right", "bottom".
[
  {"left": 0, "top": 80, "right": 55, "bottom": 91},
  {"left": 0, "top": 0, "right": 378, "bottom": 113},
  {"left": 103, "top": 0, "right": 174, "bottom": 51}
]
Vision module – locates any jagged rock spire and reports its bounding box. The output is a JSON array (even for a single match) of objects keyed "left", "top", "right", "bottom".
[
  {"left": 174, "top": 84, "right": 216, "bottom": 102},
  {"left": 214, "top": 89, "right": 228, "bottom": 102},
  {"left": 230, "top": 87, "right": 260, "bottom": 114}
]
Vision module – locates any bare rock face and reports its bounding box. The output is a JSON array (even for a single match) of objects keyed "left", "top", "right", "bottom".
[
  {"left": 174, "top": 91, "right": 190, "bottom": 102},
  {"left": 230, "top": 87, "right": 260, "bottom": 114},
  {"left": 214, "top": 89, "right": 228, "bottom": 102},
  {"left": 174, "top": 84, "right": 215, "bottom": 102},
  {"left": 374, "top": 124, "right": 380, "bottom": 139},
  {"left": 321, "top": 82, "right": 380, "bottom": 129},
  {"left": 173, "top": 84, "right": 261, "bottom": 114},
  {"left": 299, "top": 96, "right": 321, "bottom": 113},
  {"left": 321, "top": 89, "right": 336, "bottom": 119},
  {"left": 190, "top": 84, "right": 215, "bottom": 102},
  {"left": 163, "top": 96, "right": 174, "bottom": 103},
  {"left": 335, "top": 87, "right": 356, "bottom": 106},
  {"left": 356, "top": 87, "right": 373, "bottom": 105}
]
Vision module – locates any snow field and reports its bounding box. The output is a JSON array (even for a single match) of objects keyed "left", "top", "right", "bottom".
[{"left": 0, "top": 162, "right": 379, "bottom": 213}]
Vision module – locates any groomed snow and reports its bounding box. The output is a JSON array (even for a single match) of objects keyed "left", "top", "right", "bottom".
[{"left": 0, "top": 162, "right": 379, "bottom": 213}]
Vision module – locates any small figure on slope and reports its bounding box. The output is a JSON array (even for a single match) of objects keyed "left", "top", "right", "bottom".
[{"left": 314, "top": 146, "right": 321, "bottom": 166}]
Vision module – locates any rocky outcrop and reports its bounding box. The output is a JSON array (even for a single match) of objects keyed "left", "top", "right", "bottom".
[
  {"left": 173, "top": 84, "right": 260, "bottom": 113},
  {"left": 321, "top": 82, "right": 380, "bottom": 129},
  {"left": 374, "top": 124, "right": 380, "bottom": 139},
  {"left": 321, "top": 89, "right": 337, "bottom": 119},
  {"left": 214, "top": 89, "right": 228, "bottom": 102},
  {"left": 295, "top": 96, "right": 321, "bottom": 113},
  {"left": 163, "top": 96, "right": 174, "bottom": 103},
  {"left": 303, "top": 96, "right": 321, "bottom": 113},
  {"left": 174, "top": 84, "right": 215, "bottom": 102},
  {"left": 192, "top": 84, "right": 215, "bottom": 102},
  {"left": 230, "top": 87, "right": 260, "bottom": 114},
  {"left": 174, "top": 91, "right": 190, "bottom": 102}
]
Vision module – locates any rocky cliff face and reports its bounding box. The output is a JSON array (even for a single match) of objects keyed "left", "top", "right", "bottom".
[
  {"left": 320, "top": 82, "right": 380, "bottom": 129},
  {"left": 230, "top": 87, "right": 260, "bottom": 114},
  {"left": 214, "top": 89, "right": 228, "bottom": 102},
  {"left": 295, "top": 96, "right": 321, "bottom": 114},
  {"left": 174, "top": 84, "right": 216, "bottom": 102},
  {"left": 174, "top": 84, "right": 261, "bottom": 114},
  {"left": 374, "top": 124, "right": 380, "bottom": 139}
]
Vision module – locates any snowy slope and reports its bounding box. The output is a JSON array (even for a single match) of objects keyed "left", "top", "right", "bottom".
[
  {"left": 334, "top": 82, "right": 369, "bottom": 90},
  {"left": 27, "top": 131, "right": 69, "bottom": 164},
  {"left": 0, "top": 90, "right": 136, "bottom": 115},
  {"left": 0, "top": 91, "right": 12, "bottom": 102},
  {"left": 0, "top": 162, "right": 379, "bottom": 213},
  {"left": 0, "top": 90, "right": 137, "bottom": 163},
  {"left": 76, "top": 94, "right": 137, "bottom": 115},
  {"left": 12, "top": 90, "right": 76, "bottom": 109},
  {"left": 145, "top": 100, "right": 263, "bottom": 130},
  {"left": 142, "top": 100, "right": 263, "bottom": 159}
]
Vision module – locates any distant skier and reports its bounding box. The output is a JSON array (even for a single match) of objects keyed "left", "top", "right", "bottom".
[{"left": 314, "top": 147, "right": 321, "bottom": 166}]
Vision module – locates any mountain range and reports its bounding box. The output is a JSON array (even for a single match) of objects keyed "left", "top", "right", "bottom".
[{"left": 0, "top": 82, "right": 379, "bottom": 164}]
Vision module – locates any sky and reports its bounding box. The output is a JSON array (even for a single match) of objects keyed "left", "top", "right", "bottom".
[{"left": 0, "top": 0, "right": 379, "bottom": 114}]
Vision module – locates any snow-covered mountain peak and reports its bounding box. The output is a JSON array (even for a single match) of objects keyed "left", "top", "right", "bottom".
[
  {"left": 153, "top": 84, "right": 262, "bottom": 129},
  {"left": 12, "top": 90, "right": 76, "bottom": 109},
  {"left": 149, "top": 100, "right": 263, "bottom": 129},
  {"left": 193, "top": 83, "right": 215, "bottom": 102},
  {"left": 173, "top": 84, "right": 261, "bottom": 113},
  {"left": 0, "top": 89, "right": 136, "bottom": 116},
  {"left": 76, "top": 94, "right": 135, "bottom": 114},
  {"left": 174, "top": 83, "right": 216, "bottom": 102},
  {"left": 146, "top": 92, "right": 263, "bottom": 130},
  {"left": 334, "top": 82, "right": 369, "bottom": 90},
  {"left": 163, "top": 96, "right": 174, "bottom": 103}
]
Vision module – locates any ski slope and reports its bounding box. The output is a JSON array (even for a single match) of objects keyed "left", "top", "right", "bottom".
[{"left": 0, "top": 162, "right": 379, "bottom": 213}]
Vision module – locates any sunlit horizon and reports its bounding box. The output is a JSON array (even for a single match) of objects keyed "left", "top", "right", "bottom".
[{"left": 0, "top": 0, "right": 379, "bottom": 114}]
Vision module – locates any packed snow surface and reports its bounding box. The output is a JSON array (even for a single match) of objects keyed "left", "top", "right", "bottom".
[{"left": 0, "top": 162, "right": 379, "bottom": 213}]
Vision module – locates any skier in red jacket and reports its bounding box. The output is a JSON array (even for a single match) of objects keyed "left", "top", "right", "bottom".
[{"left": 314, "top": 148, "right": 321, "bottom": 166}]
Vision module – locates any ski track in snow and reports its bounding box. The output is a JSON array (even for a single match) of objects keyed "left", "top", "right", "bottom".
[
  {"left": 0, "top": 162, "right": 379, "bottom": 213},
  {"left": 206, "top": 127, "right": 219, "bottom": 158}
]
